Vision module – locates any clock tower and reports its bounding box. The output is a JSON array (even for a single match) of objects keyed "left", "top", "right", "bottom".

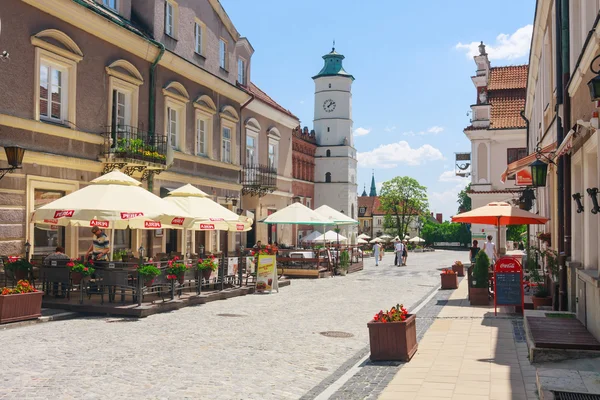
[{"left": 312, "top": 46, "right": 358, "bottom": 235}]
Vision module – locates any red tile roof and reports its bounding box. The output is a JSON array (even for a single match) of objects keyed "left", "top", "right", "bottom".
[
  {"left": 489, "top": 89, "right": 527, "bottom": 129},
  {"left": 241, "top": 83, "right": 299, "bottom": 120},
  {"left": 487, "top": 65, "right": 528, "bottom": 90},
  {"left": 358, "top": 196, "right": 375, "bottom": 217}
]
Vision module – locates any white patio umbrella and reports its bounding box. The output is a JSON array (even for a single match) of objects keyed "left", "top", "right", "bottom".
[
  {"left": 31, "top": 171, "right": 195, "bottom": 259},
  {"left": 379, "top": 234, "right": 392, "bottom": 241},
  {"left": 369, "top": 237, "right": 383, "bottom": 244},
  {"left": 358, "top": 233, "right": 371, "bottom": 240},
  {"left": 393, "top": 236, "right": 401, "bottom": 241},
  {"left": 314, "top": 230, "right": 348, "bottom": 243},
  {"left": 357, "top": 238, "right": 368, "bottom": 244},
  {"left": 301, "top": 230, "right": 322, "bottom": 243},
  {"left": 409, "top": 236, "right": 426, "bottom": 243},
  {"left": 261, "top": 202, "right": 330, "bottom": 225},
  {"left": 314, "top": 205, "right": 358, "bottom": 225}
]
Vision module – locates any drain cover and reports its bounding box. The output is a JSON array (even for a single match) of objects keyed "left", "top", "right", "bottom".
[
  {"left": 320, "top": 331, "right": 354, "bottom": 338},
  {"left": 552, "top": 391, "right": 600, "bottom": 400},
  {"left": 217, "top": 313, "right": 246, "bottom": 318}
]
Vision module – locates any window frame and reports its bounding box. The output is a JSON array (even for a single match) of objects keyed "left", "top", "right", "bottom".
[
  {"left": 219, "top": 38, "right": 227, "bottom": 70},
  {"left": 194, "top": 19, "right": 205, "bottom": 56},
  {"left": 507, "top": 147, "right": 527, "bottom": 165},
  {"left": 268, "top": 139, "right": 278, "bottom": 171},
  {"left": 246, "top": 129, "right": 258, "bottom": 166},
  {"left": 164, "top": 96, "right": 187, "bottom": 152},
  {"left": 221, "top": 126, "right": 232, "bottom": 163},
  {"left": 164, "top": 0, "right": 178, "bottom": 39},
  {"left": 102, "top": 0, "right": 118, "bottom": 11},
  {"left": 237, "top": 57, "right": 246, "bottom": 84},
  {"left": 193, "top": 97, "right": 216, "bottom": 159}
]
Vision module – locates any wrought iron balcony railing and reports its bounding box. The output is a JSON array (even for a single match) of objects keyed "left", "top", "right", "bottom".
[
  {"left": 241, "top": 164, "right": 277, "bottom": 197},
  {"left": 102, "top": 126, "right": 168, "bottom": 166}
]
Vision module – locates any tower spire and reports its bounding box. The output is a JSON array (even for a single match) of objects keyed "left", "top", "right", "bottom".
[
  {"left": 369, "top": 170, "right": 377, "bottom": 197},
  {"left": 361, "top": 184, "right": 367, "bottom": 197}
]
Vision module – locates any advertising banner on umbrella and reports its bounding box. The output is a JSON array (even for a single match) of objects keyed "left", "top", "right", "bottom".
[{"left": 255, "top": 255, "right": 278, "bottom": 294}]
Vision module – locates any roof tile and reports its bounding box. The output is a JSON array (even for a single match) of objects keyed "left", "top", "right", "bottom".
[
  {"left": 241, "top": 83, "right": 299, "bottom": 120},
  {"left": 488, "top": 65, "right": 528, "bottom": 90},
  {"left": 489, "top": 89, "right": 527, "bottom": 129}
]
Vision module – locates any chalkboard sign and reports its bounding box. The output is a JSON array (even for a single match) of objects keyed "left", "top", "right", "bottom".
[
  {"left": 495, "top": 273, "right": 522, "bottom": 305},
  {"left": 493, "top": 256, "right": 524, "bottom": 315}
]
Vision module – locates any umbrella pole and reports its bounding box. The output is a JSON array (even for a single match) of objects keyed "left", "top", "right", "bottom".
[{"left": 109, "top": 228, "right": 115, "bottom": 261}]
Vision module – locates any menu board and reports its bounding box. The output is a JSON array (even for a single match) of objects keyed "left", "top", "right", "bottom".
[{"left": 495, "top": 273, "right": 522, "bottom": 305}]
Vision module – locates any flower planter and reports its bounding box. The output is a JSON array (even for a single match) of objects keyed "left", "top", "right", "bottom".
[
  {"left": 144, "top": 278, "right": 155, "bottom": 288},
  {"left": 469, "top": 287, "right": 489, "bottom": 306},
  {"left": 71, "top": 272, "right": 83, "bottom": 285},
  {"left": 452, "top": 264, "right": 464, "bottom": 276},
  {"left": 201, "top": 269, "right": 212, "bottom": 281},
  {"left": 336, "top": 269, "right": 347, "bottom": 276},
  {"left": 178, "top": 274, "right": 185, "bottom": 285},
  {"left": 14, "top": 270, "right": 29, "bottom": 280},
  {"left": 368, "top": 314, "right": 418, "bottom": 361},
  {"left": 0, "top": 291, "right": 44, "bottom": 324},
  {"left": 440, "top": 273, "right": 458, "bottom": 290},
  {"left": 532, "top": 296, "right": 552, "bottom": 309}
]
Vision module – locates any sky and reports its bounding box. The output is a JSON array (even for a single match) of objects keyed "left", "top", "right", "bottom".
[{"left": 220, "top": 0, "right": 536, "bottom": 221}]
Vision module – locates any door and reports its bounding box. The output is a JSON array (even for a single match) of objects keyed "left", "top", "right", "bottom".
[
  {"left": 246, "top": 210, "right": 256, "bottom": 248},
  {"left": 267, "top": 209, "right": 277, "bottom": 244},
  {"left": 166, "top": 229, "right": 177, "bottom": 254},
  {"left": 219, "top": 231, "right": 228, "bottom": 255},
  {"left": 577, "top": 277, "right": 587, "bottom": 327}
]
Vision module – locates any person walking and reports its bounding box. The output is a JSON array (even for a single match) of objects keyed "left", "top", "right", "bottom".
[
  {"left": 401, "top": 240, "right": 408, "bottom": 266},
  {"left": 372, "top": 242, "right": 380, "bottom": 266},
  {"left": 483, "top": 235, "right": 497, "bottom": 265},
  {"left": 469, "top": 239, "right": 480, "bottom": 264},
  {"left": 394, "top": 239, "right": 404, "bottom": 266}
]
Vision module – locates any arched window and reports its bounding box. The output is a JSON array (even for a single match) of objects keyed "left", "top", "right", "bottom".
[
  {"left": 326, "top": 150, "right": 331, "bottom": 157},
  {"left": 325, "top": 172, "right": 331, "bottom": 183}
]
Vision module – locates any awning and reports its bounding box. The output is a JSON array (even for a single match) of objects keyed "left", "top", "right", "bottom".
[
  {"left": 555, "top": 128, "right": 575, "bottom": 159},
  {"left": 500, "top": 142, "right": 557, "bottom": 183}
]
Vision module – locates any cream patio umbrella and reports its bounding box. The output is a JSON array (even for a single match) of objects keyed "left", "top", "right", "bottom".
[
  {"left": 260, "top": 202, "right": 330, "bottom": 247},
  {"left": 31, "top": 171, "right": 195, "bottom": 259},
  {"left": 369, "top": 237, "right": 383, "bottom": 244},
  {"left": 357, "top": 238, "right": 368, "bottom": 244},
  {"left": 358, "top": 233, "right": 371, "bottom": 240},
  {"left": 314, "top": 204, "right": 358, "bottom": 247},
  {"left": 301, "top": 230, "right": 322, "bottom": 243},
  {"left": 314, "top": 230, "right": 348, "bottom": 243},
  {"left": 409, "top": 236, "right": 426, "bottom": 243}
]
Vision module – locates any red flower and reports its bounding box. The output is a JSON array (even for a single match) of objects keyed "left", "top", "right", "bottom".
[
  {"left": 84, "top": 267, "right": 89, "bottom": 272},
  {"left": 66, "top": 262, "right": 74, "bottom": 267}
]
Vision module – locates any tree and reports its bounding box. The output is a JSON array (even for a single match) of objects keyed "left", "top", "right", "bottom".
[
  {"left": 457, "top": 183, "right": 472, "bottom": 213},
  {"left": 507, "top": 224, "right": 526, "bottom": 243},
  {"left": 379, "top": 176, "right": 428, "bottom": 238},
  {"left": 421, "top": 220, "right": 470, "bottom": 246}
]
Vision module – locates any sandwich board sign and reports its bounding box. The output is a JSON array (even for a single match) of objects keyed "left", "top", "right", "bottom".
[
  {"left": 256, "top": 254, "right": 278, "bottom": 294},
  {"left": 493, "top": 256, "right": 524, "bottom": 316}
]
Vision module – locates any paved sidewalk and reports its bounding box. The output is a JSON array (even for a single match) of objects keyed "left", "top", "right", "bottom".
[{"left": 378, "top": 279, "right": 538, "bottom": 400}]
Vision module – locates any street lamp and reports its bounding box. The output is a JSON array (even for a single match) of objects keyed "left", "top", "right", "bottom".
[
  {"left": 24, "top": 241, "right": 31, "bottom": 262},
  {"left": 0, "top": 146, "right": 25, "bottom": 180},
  {"left": 588, "top": 55, "right": 600, "bottom": 101},
  {"left": 529, "top": 145, "right": 556, "bottom": 188},
  {"left": 138, "top": 245, "right": 145, "bottom": 261}
]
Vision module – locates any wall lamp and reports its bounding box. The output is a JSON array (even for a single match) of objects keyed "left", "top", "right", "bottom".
[
  {"left": 225, "top": 195, "right": 238, "bottom": 207},
  {"left": 529, "top": 145, "right": 556, "bottom": 188},
  {"left": 0, "top": 146, "right": 25, "bottom": 180},
  {"left": 587, "top": 188, "right": 600, "bottom": 214},
  {"left": 572, "top": 193, "right": 584, "bottom": 214},
  {"left": 588, "top": 55, "right": 600, "bottom": 101}
]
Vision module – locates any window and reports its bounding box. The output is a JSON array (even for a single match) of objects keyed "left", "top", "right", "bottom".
[
  {"left": 33, "top": 189, "right": 65, "bottom": 254},
  {"left": 237, "top": 58, "right": 246, "bottom": 84},
  {"left": 268, "top": 142, "right": 278, "bottom": 170},
  {"left": 219, "top": 39, "right": 227, "bottom": 69},
  {"left": 246, "top": 134, "right": 257, "bottom": 165},
  {"left": 102, "top": 0, "right": 117, "bottom": 10},
  {"left": 167, "top": 107, "right": 178, "bottom": 149},
  {"left": 326, "top": 149, "right": 331, "bottom": 157},
  {"left": 165, "top": 1, "right": 175, "bottom": 37},
  {"left": 306, "top": 198, "right": 311, "bottom": 209},
  {"left": 194, "top": 22, "right": 203, "bottom": 55},
  {"left": 39, "top": 62, "right": 67, "bottom": 122},
  {"left": 327, "top": 127, "right": 330, "bottom": 132},
  {"left": 325, "top": 172, "right": 331, "bottom": 183},
  {"left": 196, "top": 117, "right": 207, "bottom": 155},
  {"left": 507, "top": 148, "right": 527, "bottom": 164},
  {"left": 222, "top": 126, "right": 231, "bottom": 163}
]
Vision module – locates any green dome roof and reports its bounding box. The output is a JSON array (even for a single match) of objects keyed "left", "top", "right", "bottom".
[{"left": 312, "top": 48, "right": 354, "bottom": 81}]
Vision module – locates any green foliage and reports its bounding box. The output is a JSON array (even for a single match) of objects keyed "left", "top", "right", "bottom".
[
  {"left": 339, "top": 250, "right": 350, "bottom": 270},
  {"left": 525, "top": 245, "right": 558, "bottom": 297},
  {"left": 457, "top": 183, "right": 472, "bottom": 213},
  {"left": 379, "top": 176, "right": 428, "bottom": 238},
  {"left": 507, "top": 225, "right": 526, "bottom": 243},
  {"left": 421, "top": 220, "right": 470, "bottom": 246},
  {"left": 472, "top": 251, "right": 490, "bottom": 288},
  {"left": 137, "top": 264, "right": 161, "bottom": 279},
  {"left": 5, "top": 259, "right": 33, "bottom": 272}
]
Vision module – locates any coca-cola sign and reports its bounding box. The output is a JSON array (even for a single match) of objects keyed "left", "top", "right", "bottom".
[
  {"left": 171, "top": 217, "right": 185, "bottom": 225},
  {"left": 144, "top": 220, "right": 161, "bottom": 229},
  {"left": 120, "top": 212, "right": 144, "bottom": 220},
  {"left": 494, "top": 257, "right": 521, "bottom": 272},
  {"left": 200, "top": 223, "right": 215, "bottom": 230},
  {"left": 54, "top": 210, "right": 74, "bottom": 218},
  {"left": 90, "top": 219, "right": 109, "bottom": 228}
]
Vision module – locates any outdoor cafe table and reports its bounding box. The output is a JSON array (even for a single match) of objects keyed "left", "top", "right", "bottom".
[{"left": 288, "top": 251, "right": 314, "bottom": 259}]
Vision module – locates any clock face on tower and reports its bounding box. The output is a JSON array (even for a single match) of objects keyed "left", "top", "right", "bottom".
[{"left": 323, "top": 99, "right": 336, "bottom": 112}]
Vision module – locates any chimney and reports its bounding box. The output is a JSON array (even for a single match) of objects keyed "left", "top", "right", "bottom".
[{"left": 436, "top": 213, "right": 443, "bottom": 224}]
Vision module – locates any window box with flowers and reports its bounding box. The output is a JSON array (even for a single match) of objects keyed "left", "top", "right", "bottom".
[
  {"left": 166, "top": 256, "right": 189, "bottom": 285},
  {"left": 197, "top": 255, "right": 218, "bottom": 281},
  {"left": 4, "top": 259, "right": 33, "bottom": 281},
  {"left": 367, "top": 303, "right": 417, "bottom": 361},
  {"left": 452, "top": 261, "right": 464, "bottom": 277},
  {"left": 441, "top": 269, "right": 458, "bottom": 289},
  {"left": 137, "top": 264, "right": 161, "bottom": 287},
  {"left": 66, "top": 260, "right": 95, "bottom": 285},
  {"left": 0, "top": 280, "right": 43, "bottom": 324}
]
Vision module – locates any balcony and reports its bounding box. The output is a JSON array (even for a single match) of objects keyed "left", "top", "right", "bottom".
[
  {"left": 101, "top": 126, "right": 168, "bottom": 180},
  {"left": 241, "top": 164, "right": 277, "bottom": 197}
]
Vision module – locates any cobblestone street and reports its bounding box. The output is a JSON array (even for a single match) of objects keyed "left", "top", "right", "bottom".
[{"left": 0, "top": 250, "right": 468, "bottom": 399}]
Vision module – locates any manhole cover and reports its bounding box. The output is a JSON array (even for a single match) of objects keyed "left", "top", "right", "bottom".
[
  {"left": 320, "top": 331, "right": 354, "bottom": 338},
  {"left": 217, "top": 313, "right": 246, "bottom": 318},
  {"left": 552, "top": 391, "right": 600, "bottom": 400}
]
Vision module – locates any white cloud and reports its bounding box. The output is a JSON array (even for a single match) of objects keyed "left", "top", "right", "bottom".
[
  {"left": 357, "top": 141, "right": 444, "bottom": 169},
  {"left": 402, "top": 131, "right": 415, "bottom": 137},
  {"left": 402, "top": 126, "right": 444, "bottom": 136},
  {"left": 299, "top": 100, "right": 305, "bottom": 105},
  {"left": 354, "top": 127, "right": 371, "bottom": 136},
  {"left": 428, "top": 182, "right": 470, "bottom": 220},
  {"left": 439, "top": 170, "right": 471, "bottom": 184},
  {"left": 384, "top": 125, "right": 397, "bottom": 132},
  {"left": 456, "top": 25, "right": 533, "bottom": 61},
  {"left": 428, "top": 126, "right": 444, "bottom": 134}
]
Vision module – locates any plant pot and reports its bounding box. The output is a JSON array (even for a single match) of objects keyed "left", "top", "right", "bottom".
[
  {"left": 368, "top": 314, "right": 418, "bottom": 361},
  {"left": 0, "top": 291, "right": 44, "bottom": 324},
  {"left": 452, "top": 264, "right": 464, "bottom": 277},
  {"left": 532, "top": 295, "right": 552, "bottom": 309},
  {"left": 469, "top": 287, "right": 489, "bottom": 306},
  {"left": 201, "top": 269, "right": 212, "bottom": 281},
  {"left": 71, "top": 272, "right": 83, "bottom": 285},
  {"left": 440, "top": 273, "right": 458, "bottom": 290},
  {"left": 14, "top": 270, "right": 28, "bottom": 280},
  {"left": 178, "top": 274, "right": 185, "bottom": 285},
  {"left": 144, "top": 278, "right": 155, "bottom": 288},
  {"left": 337, "top": 269, "right": 347, "bottom": 276}
]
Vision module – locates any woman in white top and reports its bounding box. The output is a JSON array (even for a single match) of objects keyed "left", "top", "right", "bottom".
[{"left": 483, "top": 235, "right": 497, "bottom": 264}]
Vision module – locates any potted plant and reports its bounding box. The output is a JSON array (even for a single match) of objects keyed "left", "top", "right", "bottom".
[
  {"left": 470, "top": 251, "right": 490, "bottom": 305},
  {"left": 532, "top": 285, "right": 552, "bottom": 309},
  {"left": 5, "top": 259, "right": 32, "bottom": 281},
  {"left": 66, "top": 260, "right": 95, "bottom": 285},
  {"left": 197, "top": 255, "right": 218, "bottom": 281},
  {"left": 137, "top": 264, "right": 161, "bottom": 287},
  {"left": 166, "top": 256, "right": 189, "bottom": 285},
  {"left": 336, "top": 250, "right": 350, "bottom": 276},
  {"left": 367, "top": 303, "right": 417, "bottom": 361},
  {"left": 452, "top": 260, "right": 465, "bottom": 277},
  {"left": 440, "top": 269, "right": 458, "bottom": 289},
  {"left": 0, "top": 280, "right": 44, "bottom": 324},
  {"left": 526, "top": 248, "right": 552, "bottom": 309}
]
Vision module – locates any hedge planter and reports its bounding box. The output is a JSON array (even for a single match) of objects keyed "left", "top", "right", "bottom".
[
  {"left": 532, "top": 296, "right": 552, "bottom": 309},
  {"left": 452, "top": 264, "right": 465, "bottom": 276},
  {"left": 440, "top": 273, "right": 458, "bottom": 290},
  {"left": 368, "top": 314, "right": 418, "bottom": 361},
  {"left": 469, "top": 287, "right": 490, "bottom": 306},
  {"left": 0, "top": 291, "right": 44, "bottom": 324}
]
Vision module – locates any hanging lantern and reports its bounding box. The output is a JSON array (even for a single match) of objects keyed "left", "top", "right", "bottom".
[{"left": 530, "top": 159, "right": 548, "bottom": 188}]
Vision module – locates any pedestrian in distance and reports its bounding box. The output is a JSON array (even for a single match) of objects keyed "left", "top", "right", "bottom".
[
  {"left": 483, "top": 235, "right": 497, "bottom": 265},
  {"left": 469, "top": 239, "right": 480, "bottom": 264},
  {"left": 402, "top": 240, "right": 408, "bottom": 266},
  {"left": 372, "top": 242, "right": 380, "bottom": 266},
  {"left": 394, "top": 239, "right": 404, "bottom": 266}
]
